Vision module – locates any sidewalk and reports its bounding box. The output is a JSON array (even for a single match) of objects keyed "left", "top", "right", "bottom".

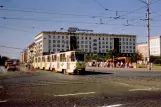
[{"left": 86, "top": 66, "right": 161, "bottom": 72}]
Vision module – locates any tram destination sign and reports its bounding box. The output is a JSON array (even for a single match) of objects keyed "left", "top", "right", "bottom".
[{"left": 68, "top": 27, "right": 93, "bottom": 33}]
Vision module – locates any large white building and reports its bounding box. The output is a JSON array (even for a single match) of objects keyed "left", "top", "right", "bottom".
[
  {"left": 150, "top": 36, "right": 161, "bottom": 56},
  {"left": 34, "top": 31, "right": 136, "bottom": 57}
]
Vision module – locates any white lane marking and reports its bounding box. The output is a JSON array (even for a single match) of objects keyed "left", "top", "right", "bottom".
[
  {"left": 54, "top": 92, "right": 96, "bottom": 97},
  {"left": 129, "top": 88, "right": 160, "bottom": 91},
  {"left": 102, "top": 104, "right": 123, "bottom": 107},
  {"left": 0, "top": 100, "right": 8, "bottom": 103}
]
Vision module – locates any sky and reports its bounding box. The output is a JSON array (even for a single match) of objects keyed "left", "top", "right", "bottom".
[{"left": 0, "top": 0, "right": 161, "bottom": 59}]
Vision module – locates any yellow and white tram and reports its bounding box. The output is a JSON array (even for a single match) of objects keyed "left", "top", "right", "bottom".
[{"left": 33, "top": 51, "right": 85, "bottom": 74}]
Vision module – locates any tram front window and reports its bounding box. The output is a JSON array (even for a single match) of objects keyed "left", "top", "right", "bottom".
[{"left": 75, "top": 52, "right": 84, "bottom": 61}]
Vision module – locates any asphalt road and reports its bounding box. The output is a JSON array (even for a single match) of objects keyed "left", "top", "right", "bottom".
[{"left": 0, "top": 68, "right": 161, "bottom": 107}]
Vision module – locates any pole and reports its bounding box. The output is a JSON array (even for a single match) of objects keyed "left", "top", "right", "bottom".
[
  {"left": 147, "top": 0, "right": 151, "bottom": 70},
  {"left": 113, "top": 56, "right": 115, "bottom": 69}
]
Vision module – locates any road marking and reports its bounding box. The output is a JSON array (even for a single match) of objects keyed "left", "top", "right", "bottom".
[
  {"left": 54, "top": 92, "right": 96, "bottom": 97},
  {"left": 0, "top": 100, "right": 8, "bottom": 103},
  {"left": 102, "top": 104, "right": 123, "bottom": 107},
  {"left": 129, "top": 88, "right": 160, "bottom": 91},
  {"left": 0, "top": 86, "right": 3, "bottom": 88}
]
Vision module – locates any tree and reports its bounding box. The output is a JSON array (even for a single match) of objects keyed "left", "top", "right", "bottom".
[
  {"left": 106, "top": 49, "right": 120, "bottom": 60},
  {"left": 132, "top": 51, "right": 143, "bottom": 63},
  {"left": 0, "top": 56, "right": 9, "bottom": 66}
]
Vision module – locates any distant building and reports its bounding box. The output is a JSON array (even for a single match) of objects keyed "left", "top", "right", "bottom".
[
  {"left": 137, "top": 42, "right": 148, "bottom": 62},
  {"left": 137, "top": 36, "right": 161, "bottom": 63},
  {"left": 20, "top": 49, "right": 27, "bottom": 64},
  {"left": 27, "top": 42, "right": 35, "bottom": 63},
  {"left": 34, "top": 31, "right": 136, "bottom": 57},
  {"left": 150, "top": 36, "right": 161, "bottom": 56}
]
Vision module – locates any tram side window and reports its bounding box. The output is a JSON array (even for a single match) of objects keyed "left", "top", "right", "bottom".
[
  {"left": 42, "top": 57, "right": 45, "bottom": 62},
  {"left": 63, "top": 54, "right": 66, "bottom": 62},
  {"left": 60, "top": 54, "right": 63, "bottom": 62},
  {"left": 38, "top": 57, "right": 41, "bottom": 62},
  {"left": 54, "top": 55, "right": 57, "bottom": 61},
  {"left": 47, "top": 56, "right": 50, "bottom": 62},
  {"left": 71, "top": 52, "right": 75, "bottom": 62},
  {"left": 35, "top": 58, "right": 37, "bottom": 62}
]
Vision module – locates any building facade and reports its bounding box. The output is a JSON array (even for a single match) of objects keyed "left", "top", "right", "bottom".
[
  {"left": 150, "top": 36, "right": 161, "bottom": 56},
  {"left": 27, "top": 42, "right": 35, "bottom": 63},
  {"left": 20, "top": 49, "right": 27, "bottom": 64},
  {"left": 136, "top": 42, "right": 148, "bottom": 62},
  {"left": 34, "top": 31, "right": 136, "bottom": 57}
]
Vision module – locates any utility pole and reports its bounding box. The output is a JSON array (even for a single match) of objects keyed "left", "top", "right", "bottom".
[
  {"left": 138, "top": 0, "right": 151, "bottom": 70},
  {"left": 146, "top": 0, "right": 151, "bottom": 70}
]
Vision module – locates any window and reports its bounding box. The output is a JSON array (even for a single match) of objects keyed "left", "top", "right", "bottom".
[
  {"left": 130, "top": 38, "right": 131, "bottom": 41},
  {"left": 93, "top": 47, "right": 97, "bottom": 50},
  {"left": 99, "top": 37, "right": 100, "bottom": 40},
  {"left": 119, "top": 42, "right": 121, "bottom": 45},
  {"left": 81, "top": 41, "right": 84, "bottom": 44},
  {"left": 47, "top": 56, "right": 50, "bottom": 62},
  {"left": 110, "top": 46, "right": 112, "bottom": 49},
  {"left": 57, "top": 44, "right": 60, "bottom": 47},
  {"left": 53, "top": 44, "right": 55, "bottom": 47},
  {"left": 66, "top": 36, "right": 68, "bottom": 39},
  {"left": 130, "top": 46, "right": 132, "bottom": 49},
  {"left": 48, "top": 35, "right": 51, "bottom": 38},
  {"left": 85, "top": 41, "right": 88, "bottom": 44},
  {"left": 42, "top": 57, "right": 45, "bottom": 62},
  {"left": 123, "top": 38, "right": 124, "bottom": 41},
  {"left": 58, "top": 36, "right": 60, "bottom": 39},
  {"left": 126, "top": 38, "right": 128, "bottom": 41},
  {"left": 57, "top": 49, "right": 60, "bottom": 51},
  {"left": 71, "top": 52, "right": 75, "bottom": 61},
  {"left": 106, "top": 38, "right": 108, "bottom": 40},
  {"left": 62, "top": 36, "right": 64, "bottom": 39},
  {"left": 126, "top": 42, "right": 128, "bottom": 45},
  {"left": 57, "top": 40, "right": 60, "bottom": 43},
  {"left": 86, "top": 37, "right": 87, "bottom": 39},
  {"left": 81, "top": 45, "right": 84, "bottom": 48},
  {"left": 102, "top": 38, "right": 104, "bottom": 40},
  {"left": 102, "top": 45, "right": 105, "bottom": 48},
  {"left": 93, "top": 43, "right": 97, "bottom": 46},
  {"left": 53, "top": 49, "right": 55, "bottom": 51},
  {"left": 123, "top": 50, "right": 125, "bottom": 52},
  {"left": 93, "top": 39, "right": 97, "bottom": 42},
  {"left": 106, "top": 42, "right": 108, "bottom": 44},
  {"left": 126, "top": 46, "right": 128, "bottom": 48},
  {"left": 49, "top": 40, "right": 51, "bottom": 43},
  {"left": 53, "top": 40, "right": 56, "bottom": 43},
  {"left": 62, "top": 44, "right": 64, "bottom": 47},
  {"left": 53, "top": 36, "right": 55, "bottom": 39},
  {"left": 85, "top": 45, "right": 88, "bottom": 48},
  {"left": 89, "top": 37, "right": 91, "bottom": 40},
  {"left": 82, "top": 37, "right": 83, "bottom": 39},
  {"left": 106, "top": 45, "right": 108, "bottom": 48},
  {"left": 60, "top": 54, "right": 66, "bottom": 62},
  {"left": 102, "top": 42, "right": 105, "bottom": 44}
]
